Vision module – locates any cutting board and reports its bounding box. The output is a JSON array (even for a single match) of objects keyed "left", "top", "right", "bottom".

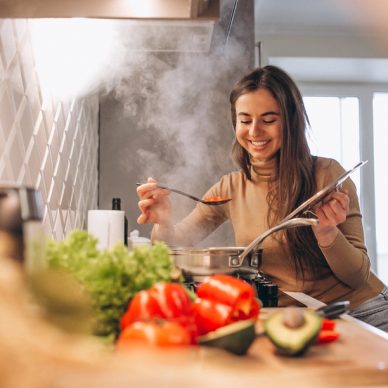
[
  {"left": 109, "top": 308, "right": 388, "bottom": 387},
  {"left": 231, "top": 308, "right": 388, "bottom": 386}
]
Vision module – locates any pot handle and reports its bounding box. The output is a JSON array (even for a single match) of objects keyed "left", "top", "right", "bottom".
[{"left": 230, "top": 217, "right": 319, "bottom": 268}]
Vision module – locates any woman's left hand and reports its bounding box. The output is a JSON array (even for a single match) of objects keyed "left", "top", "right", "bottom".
[{"left": 312, "top": 190, "right": 350, "bottom": 248}]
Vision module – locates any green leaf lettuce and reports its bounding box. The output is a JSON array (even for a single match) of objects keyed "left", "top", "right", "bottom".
[{"left": 45, "top": 229, "right": 177, "bottom": 340}]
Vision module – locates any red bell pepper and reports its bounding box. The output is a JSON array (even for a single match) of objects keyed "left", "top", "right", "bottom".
[
  {"left": 314, "top": 318, "right": 339, "bottom": 344},
  {"left": 230, "top": 297, "right": 261, "bottom": 322},
  {"left": 192, "top": 298, "right": 233, "bottom": 335},
  {"left": 149, "top": 282, "right": 193, "bottom": 319},
  {"left": 197, "top": 274, "right": 255, "bottom": 310},
  {"left": 117, "top": 319, "right": 191, "bottom": 349},
  {"left": 194, "top": 275, "right": 259, "bottom": 335},
  {"left": 120, "top": 276, "right": 259, "bottom": 344},
  {"left": 321, "top": 318, "right": 336, "bottom": 331},
  {"left": 120, "top": 282, "right": 198, "bottom": 344},
  {"left": 120, "top": 289, "right": 164, "bottom": 331},
  {"left": 316, "top": 330, "right": 340, "bottom": 344}
]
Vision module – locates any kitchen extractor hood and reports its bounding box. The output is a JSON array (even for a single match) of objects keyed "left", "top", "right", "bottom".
[
  {"left": 0, "top": 0, "right": 219, "bottom": 19},
  {"left": 115, "top": 19, "right": 215, "bottom": 52},
  {"left": 0, "top": 0, "right": 220, "bottom": 53}
]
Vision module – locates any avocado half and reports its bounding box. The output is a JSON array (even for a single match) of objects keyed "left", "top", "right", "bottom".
[
  {"left": 199, "top": 319, "right": 256, "bottom": 356},
  {"left": 264, "top": 309, "right": 322, "bottom": 356}
]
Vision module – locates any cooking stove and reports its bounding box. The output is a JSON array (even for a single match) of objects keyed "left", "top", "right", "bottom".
[{"left": 183, "top": 271, "right": 278, "bottom": 307}]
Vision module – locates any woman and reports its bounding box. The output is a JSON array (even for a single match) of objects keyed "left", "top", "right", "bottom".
[{"left": 137, "top": 65, "right": 388, "bottom": 332}]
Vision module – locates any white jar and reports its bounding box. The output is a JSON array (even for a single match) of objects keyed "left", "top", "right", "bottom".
[{"left": 128, "top": 229, "right": 151, "bottom": 249}]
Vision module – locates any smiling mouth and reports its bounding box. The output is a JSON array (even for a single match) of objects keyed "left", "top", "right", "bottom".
[{"left": 250, "top": 140, "right": 270, "bottom": 146}]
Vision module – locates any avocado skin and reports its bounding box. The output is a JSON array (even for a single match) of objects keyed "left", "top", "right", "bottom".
[
  {"left": 264, "top": 309, "right": 322, "bottom": 357},
  {"left": 199, "top": 320, "right": 256, "bottom": 356},
  {"left": 270, "top": 333, "right": 320, "bottom": 357}
]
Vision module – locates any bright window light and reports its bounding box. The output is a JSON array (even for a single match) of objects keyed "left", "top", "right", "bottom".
[
  {"left": 373, "top": 93, "right": 388, "bottom": 267},
  {"left": 303, "top": 96, "right": 361, "bottom": 191}
]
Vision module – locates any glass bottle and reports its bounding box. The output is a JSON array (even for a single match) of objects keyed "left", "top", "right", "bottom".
[{"left": 112, "top": 197, "right": 128, "bottom": 246}]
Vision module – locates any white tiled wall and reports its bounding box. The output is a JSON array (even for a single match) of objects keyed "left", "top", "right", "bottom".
[{"left": 0, "top": 19, "right": 99, "bottom": 239}]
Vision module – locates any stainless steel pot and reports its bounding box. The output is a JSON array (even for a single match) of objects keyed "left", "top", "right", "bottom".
[
  {"left": 172, "top": 246, "right": 262, "bottom": 278},
  {"left": 171, "top": 217, "right": 319, "bottom": 279}
]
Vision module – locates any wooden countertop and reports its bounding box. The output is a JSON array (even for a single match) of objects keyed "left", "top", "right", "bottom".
[
  {"left": 249, "top": 308, "right": 388, "bottom": 386},
  {"left": 108, "top": 306, "right": 388, "bottom": 388},
  {"left": 1, "top": 256, "right": 387, "bottom": 388}
]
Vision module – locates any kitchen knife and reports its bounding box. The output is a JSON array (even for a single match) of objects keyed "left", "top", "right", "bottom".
[{"left": 315, "top": 300, "right": 350, "bottom": 319}]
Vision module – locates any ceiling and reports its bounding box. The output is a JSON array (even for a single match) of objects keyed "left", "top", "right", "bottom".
[{"left": 253, "top": 0, "right": 388, "bottom": 83}]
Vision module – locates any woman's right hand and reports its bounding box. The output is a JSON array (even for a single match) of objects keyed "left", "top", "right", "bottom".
[{"left": 136, "top": 177, "right": 172, "bottom": 225}]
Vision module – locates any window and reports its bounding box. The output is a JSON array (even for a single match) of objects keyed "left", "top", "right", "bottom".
[
  {"left": 373, "top": 93, "right": 388, "bottom": 283},
  {"left": 303, "top": 96, "right": 361, "bottom": 190},
  {"left": 300, "top": 87, "right": 388, "bottom": 284}
]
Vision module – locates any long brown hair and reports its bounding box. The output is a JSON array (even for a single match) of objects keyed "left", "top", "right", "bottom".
[{"left": 230, "top": 65, "right": 325, "bottom": 280}]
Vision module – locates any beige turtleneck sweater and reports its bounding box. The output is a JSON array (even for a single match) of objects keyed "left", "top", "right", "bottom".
[{"left": 152, "top": 156, "right": 384, "bottom": 309}]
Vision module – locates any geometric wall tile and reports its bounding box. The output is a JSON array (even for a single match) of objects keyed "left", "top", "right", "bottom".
[
  {"left": 0, "top": 85, "right": 16, "bottom": 139},
  {"left": 0, "top": 19, "right": 99, "bottom": 240}
]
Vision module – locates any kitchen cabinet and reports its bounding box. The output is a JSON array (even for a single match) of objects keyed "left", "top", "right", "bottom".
[{"left": 0, "top": 0, "right": 220, "bottom": 19}]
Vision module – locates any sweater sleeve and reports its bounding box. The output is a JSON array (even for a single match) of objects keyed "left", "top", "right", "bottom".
[
  {"left": 151, "top": 177, "right": 229, "bottom": 246},
  {"left": 317, "top": 160, "right": 371, "bottom": 289}
]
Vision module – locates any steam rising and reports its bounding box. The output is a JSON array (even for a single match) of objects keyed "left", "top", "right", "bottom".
[
  {"left": 28, "top": 17, "right": 236, "bottom": 184},
  {"left": 28, "top": 3, "right": 254, "bottom": 245}
]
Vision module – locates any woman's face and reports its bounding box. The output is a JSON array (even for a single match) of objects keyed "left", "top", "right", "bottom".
[{"left": 235, "top": 88, "right": 282, "bottom": 161}]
